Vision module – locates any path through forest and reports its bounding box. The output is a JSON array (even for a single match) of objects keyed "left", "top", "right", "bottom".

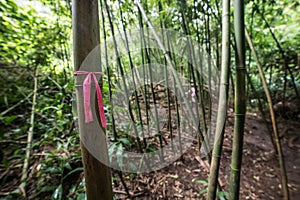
[
  {"left": 112, "top": 111, "right": 300, "bottom": 199},
  {"left": 0, "top": 111, "right": 299, "bottom": 199}
]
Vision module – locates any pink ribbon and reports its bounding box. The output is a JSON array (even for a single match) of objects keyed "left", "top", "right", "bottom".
[{"left": 74, "top": 71, "right": 106, "bottom": 128}]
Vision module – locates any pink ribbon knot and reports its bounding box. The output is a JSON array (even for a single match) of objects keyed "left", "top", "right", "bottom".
[{"left": 74, "top": 71, "right": 106, "bottom": 128}]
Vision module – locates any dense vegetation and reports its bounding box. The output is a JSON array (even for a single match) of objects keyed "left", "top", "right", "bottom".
[{"left": 0, "top": 0, "right": 299, "bottom": 199}]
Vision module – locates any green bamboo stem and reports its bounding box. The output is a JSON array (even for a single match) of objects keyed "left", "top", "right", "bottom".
[
  {"left": 229, "top": 0, "right": 246, "bottom": 199},
  {"left": 99, "top": 0, "right": 118, "bottom": 141},
  {"left": 245, "top": 28, "right": 289, "bottom": 200},
  {"left": 137, "top": 8, "right": 153, "bottom": 143},
  {"left": 135, "top": 0, "right": 214, "bottom": 161},
  {"left": 177, "top": 0, "right": 204, "bottom": 154},
  {"left": 104, "top": 0, "right": 143, "bottom": 153},
  {"left": 207, "top": 0, "right": 230, "bottom": 199},
  {"left": 158, "top": 1, "right": 174, "bottom": 150},
  {"left": 194, "top": 9, "right": 209, "bottom": 147},
  {"left": 168, "top": 37, "right": 183, "bottom": 156},
  {"left": 118, "top": 0, "right": 146, "bottom": 146}
]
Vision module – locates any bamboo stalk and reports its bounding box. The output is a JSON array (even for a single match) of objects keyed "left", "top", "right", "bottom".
[
  {"left": 168, "top": 34, "right": 183, "bottom": 155},
  {"left": 207, "top": 0, "right": 230, "bottom": 198},
  {"left": 137, "top": 8, "right": 151, "bottom": 144},
  {"left": 193, "top": 3, "right": 209, "bottom": 149},
  {"left": 158, "top": 1, "right": 173, "bottom": 147},
  {"left": 73, "top": 0, "right": 113, "bottom": 199},
  {"left": 135, "top": 0, "right": 212, "bottom": 163},
  {"left": 99, "top": 0, "right": 118, "bottom": 141},
  {"left": 245, "top": 28, "right": 289, "bottom": 200},
  {"left": 135, "top": 0, "right": 196, "bottom": 127},
  {"left": 229, "top": 0, "right": 246, "bottom": 199},
  {"left": 104, "top": 0, "right": 143, "bottom": 152},
  {"left": 177, "top": 0, "right": 203, "bottom": 153},
  {"left": 20, "top": 68, "right": 38, "bottom": 191},
  {"left": 118, "top": 0, "right": 146, "bottom": 146}
]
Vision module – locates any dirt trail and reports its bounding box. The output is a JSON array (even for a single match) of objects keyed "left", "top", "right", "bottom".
[{"left": 112, "top": 112, "right": 300, "bottom": 199}]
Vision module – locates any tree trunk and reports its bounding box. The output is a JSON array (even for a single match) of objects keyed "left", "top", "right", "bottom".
[{"left": 72, "top": 0, "right": 113, "bottom": 199}]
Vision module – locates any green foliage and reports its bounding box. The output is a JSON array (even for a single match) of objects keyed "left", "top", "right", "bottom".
[
  {"left": 0, "top": 0, "right": 299, "bottom": 198},
  {"left": 0, "top": 0, "right": 69, "bottom": 69},
  {"left": 0, "top": 0, "right": 82, "bottom": 199},
  {"left": 196, "top": 179, "right": 229, "bottom": 199},
  {"left": 245, "top": 0, "right": 300, "bottom": 105}
]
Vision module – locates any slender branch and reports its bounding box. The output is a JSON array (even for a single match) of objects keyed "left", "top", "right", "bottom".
[
  {"left": 0, "top": 140, "right": 28, "bottom": 144},
  {"left": 20, "top": 68, "right": 38, "bottom": 190},
  {"left": 1, "top": 92, "right": 33, "bottom": 116}
]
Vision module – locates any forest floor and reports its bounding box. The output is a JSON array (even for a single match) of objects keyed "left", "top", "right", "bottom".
[
  {"left": 112, "top": 111, "right": 300, "bottom": 200},
  {"left": 0, "top": 110, "right": 300, "bottom": 199}
]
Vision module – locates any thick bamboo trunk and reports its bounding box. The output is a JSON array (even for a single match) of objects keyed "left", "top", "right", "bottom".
[{"left": 72, "top": 0, "right": 113, "bottom": 199}]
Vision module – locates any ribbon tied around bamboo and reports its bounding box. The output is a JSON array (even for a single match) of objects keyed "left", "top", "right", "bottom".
[{"left": 74, "top": 71, "right": 106, "bottom": 128}]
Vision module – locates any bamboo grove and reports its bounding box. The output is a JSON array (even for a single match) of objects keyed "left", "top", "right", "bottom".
[
  {"left": 71, "top": 0, "right": 298, "bottom": 199},
  {"left": 1, "top": 0, "right": 299, "bottom": 199}
]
